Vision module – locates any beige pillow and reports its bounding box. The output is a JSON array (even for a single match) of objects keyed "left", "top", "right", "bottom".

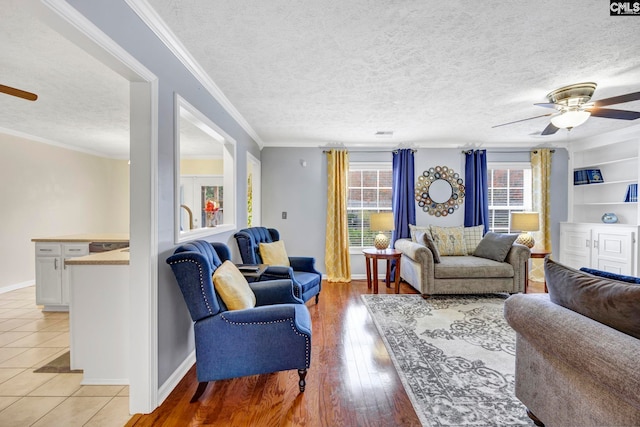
[
  {"left": 409, "top": 224, "right": 431, "bottom": 242},
  {"left": 212, "top": 261, "right": 256, "bottom": 310},
  {"left": 464, "top": 225, "right": 484, "bottom": 254},
  {"left": 259, "top": 240, "right": 290, "bottom": 266},
  {"left": 430, "top": 225, "right": 467, "bottom": 256}
]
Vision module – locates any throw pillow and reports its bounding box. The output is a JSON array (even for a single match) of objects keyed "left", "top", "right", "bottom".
[
  {"left": 430, "top": 225, "right": 467, "bottom": 256},
  {"left": 473, "top": 232, "right": 518, "bottom": 262},
  {"left": 579, "top": 267, "right": 640, "bottom": 285},
  {"left": 212, "top": 260, "right": 256, "bottom": 310},
  {"left": 416, "top": 231, "right": 441, "bottom": 263},
  {"left": 464, "top": 225, "right": 484, "bottom": 254},
  {"left": 409, "top": 224, "right": 431, "bottom": 242},
  {"left": 546, "top": 258, "right": 640, "bottom": 339},
  {"left": 259, "top": 240, "right": 290, "bottom": 266}
]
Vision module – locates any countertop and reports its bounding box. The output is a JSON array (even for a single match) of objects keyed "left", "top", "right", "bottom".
[
  {"left": 31, "top": 233, "right": 129, "bottom": 243},
  {"left": 65, "top": 248, "right": 130, "bottom": 266}
]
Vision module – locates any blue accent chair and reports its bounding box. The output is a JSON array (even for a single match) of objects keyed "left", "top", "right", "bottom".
[
  {"left": 234, "top": 227, "right": 322, "bottom": 304},
  {"left": 166, "top": 240, "right": 312, "bottom": 402}
]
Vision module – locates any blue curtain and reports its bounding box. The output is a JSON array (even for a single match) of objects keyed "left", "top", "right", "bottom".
[
  {"left": 464, "top": 149, "right": 489, "bottom": 234},
  {"left": 390, "top": 149, "right": 415, "bottom": 281}
]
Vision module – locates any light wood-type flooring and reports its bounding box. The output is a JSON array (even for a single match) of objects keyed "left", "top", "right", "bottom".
[{"left": 127, "top": 279, "right": 546, "bottom": 427}]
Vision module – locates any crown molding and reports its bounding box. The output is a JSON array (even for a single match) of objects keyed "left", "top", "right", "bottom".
[{"left": 124, "top": 0, "right": 264, "bottom": 149}]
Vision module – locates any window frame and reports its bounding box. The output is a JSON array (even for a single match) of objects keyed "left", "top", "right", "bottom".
[
  {"left": 487, "top": 162, "right": 532, "bottom": 234},
  {"left": 347, "top": 162, "right": 393, "bottom": 252}
]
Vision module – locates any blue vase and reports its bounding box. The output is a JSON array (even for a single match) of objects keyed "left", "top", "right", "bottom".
[{"left": 601, "top": 213, "right": 618, "bottom": 224}]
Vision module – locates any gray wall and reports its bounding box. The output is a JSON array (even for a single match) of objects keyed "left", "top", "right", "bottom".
[
  {"left": 262, "top": 147, "right": 569, "bottom": 278},
  {"left": 67, "top": 0, "right": 261, "bottom": 387}
]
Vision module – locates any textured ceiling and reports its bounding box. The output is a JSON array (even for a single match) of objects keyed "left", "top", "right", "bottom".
[{"left": 1, "top": 1, "right": 640, "bottom": 158}]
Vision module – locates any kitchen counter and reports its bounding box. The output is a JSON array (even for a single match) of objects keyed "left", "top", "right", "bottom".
[
  {"left": 31, "top": 233, "right": 129, "bottom": 243},
  {"left": 65, "top": 248, "right": 130, "bottom": 266}
]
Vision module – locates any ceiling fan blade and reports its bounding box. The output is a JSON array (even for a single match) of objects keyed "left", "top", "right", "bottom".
[
  {"left": 593, "top": 91, "right": 640, "bottom": 107},
  {"left": 541, "top": 123, "right": 560, "bottom": 135},
  {"left": 0, "top": 84, "right": 38, "bottom": 101},
  {"left": 588, "top": 108, "right": 640, "bottom": 120},
  {"left": 492, "top": 113, "right": 553, "bottom": 128},
  {"left": 534, "top": 102, "right": 557, "bottom": 109}
]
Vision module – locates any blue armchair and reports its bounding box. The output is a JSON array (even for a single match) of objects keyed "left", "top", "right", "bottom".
[
  {"left": 234, "top": 227, "right": 322, "bottom": 304},
  {"left": 166, "top": 240, "right": 312, "bottom": 402}
]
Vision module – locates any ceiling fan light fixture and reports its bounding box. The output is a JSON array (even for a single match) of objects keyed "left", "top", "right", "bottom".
[{"left": 550, "top": 110, "right": 591, "bottom": 129}]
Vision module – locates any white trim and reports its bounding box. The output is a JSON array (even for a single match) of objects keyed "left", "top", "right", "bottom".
[
  {"left": 124, "top": 0, "right": 264, "bottom": 148},
  {"left": 0, "top": 280, "right": 34, "bottom": 295},
  {"left": 0, "top": 127, "right": 127, "bottom": 160},
  {"left": 38, "top": 0, "right": 159, "bottom": 414},
  {"left": 157, "top": 350, "right": 196, "bottom": 405}
]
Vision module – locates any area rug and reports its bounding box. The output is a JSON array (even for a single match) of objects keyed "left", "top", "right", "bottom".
[
  {"left": 34, "top": 351, "right": 82, "bottom": 374},
  {"left": 361, "top": 294, "right": 529, "bottom": 427}
]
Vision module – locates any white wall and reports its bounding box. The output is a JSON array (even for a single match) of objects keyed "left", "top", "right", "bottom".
[{"left": 0, "top": 132, "right": 129, "bottom": 289}]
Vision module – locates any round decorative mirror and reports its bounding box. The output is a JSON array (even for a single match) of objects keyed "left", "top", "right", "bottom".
[{"left": 414, "top": 166, "right": 465, "bottom": 216}]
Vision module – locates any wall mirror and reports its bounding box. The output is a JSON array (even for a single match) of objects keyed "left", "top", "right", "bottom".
[
  {"left": 415, "top": 166, "right": 465, "bottom": 216},
  {"left": 175, "top": 95, "right": 236, "bottom": 243}
]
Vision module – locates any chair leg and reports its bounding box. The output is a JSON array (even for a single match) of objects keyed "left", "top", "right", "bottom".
[
  {"left": 190, "top": 381, "right": 209, "bottom": 403},
  {"left": 298, "top": 369, "right": 307, "bottom": 392},
  {"left": 315, "top": 293, "right": 319, "bottom": 304},
  {"left": 526, "top": 409, "right": 545, "bottom": 427}
]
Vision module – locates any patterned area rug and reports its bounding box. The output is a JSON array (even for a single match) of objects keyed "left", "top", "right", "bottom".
[{"left": 361, "top": 294, "right": 530, "bottom": 427}]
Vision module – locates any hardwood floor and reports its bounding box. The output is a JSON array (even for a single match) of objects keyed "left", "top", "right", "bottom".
[{"left": 127, "top": 279, "right": 547, "bottom": 427}]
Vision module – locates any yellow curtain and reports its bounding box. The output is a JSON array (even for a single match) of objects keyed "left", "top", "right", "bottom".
[
  {"left": 530, "top": 149, "right": 552, "bottom": 281},
  {"left": 325, "top": 149, "right": 351, "bottom": 282}
]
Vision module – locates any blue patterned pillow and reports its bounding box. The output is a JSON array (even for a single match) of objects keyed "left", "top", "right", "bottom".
[{"left": 579, "top": 267, "right": 640, "bottom": 285}]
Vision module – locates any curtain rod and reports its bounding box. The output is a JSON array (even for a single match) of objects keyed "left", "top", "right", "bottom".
[
  {"left": 461, "top": 149, "right": 556, "bottom": 154},
  {"left": 322, "top": 149, "right": 416, "bottom": 154}
]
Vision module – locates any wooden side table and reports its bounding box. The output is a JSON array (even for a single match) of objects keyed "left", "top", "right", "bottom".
[
  {"left": 236, "top": 264, "right": 268, "bottom": 281},
  {"left": 363, "top": 248, "right": 402, "bottom": 294},
  {"left": 525, "top": 249, "right": 551, "bottom": 293}
]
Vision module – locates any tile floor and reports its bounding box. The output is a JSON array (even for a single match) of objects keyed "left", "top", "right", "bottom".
[{"left": 0, "top": 286, "right": 132, "bottom": 426}]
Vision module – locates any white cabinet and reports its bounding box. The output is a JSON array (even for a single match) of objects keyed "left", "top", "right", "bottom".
[
  {"left": 560, "top": 222, "right": 638, "bottom": 275},
  {"left": 35, "top": 242, "right": 89, "bottom": 311}
]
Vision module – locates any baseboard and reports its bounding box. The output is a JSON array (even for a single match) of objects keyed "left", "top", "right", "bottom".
[
  {"left": 157, "top": 350, "right": 196, "bottom": 405},
  {"left": 0, "top": 280, "right": 34, "bottom": 295}
]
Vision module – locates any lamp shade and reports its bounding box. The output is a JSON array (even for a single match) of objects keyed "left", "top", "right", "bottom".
[
  {"left": 370, "top": 212, "right": 394, "bottom": 231},
  {"left": 550, "top": 110, "right": 591, "bottom": 129},
  {"left": 511, "top": 212, "right": 540, "bottom": 232}
]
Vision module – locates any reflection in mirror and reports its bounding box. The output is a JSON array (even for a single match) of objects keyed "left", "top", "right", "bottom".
[
  {"left": 429, "top": 179, "right": 453, "bottom": 203},
  {"left": 175, "top": 96, "right": 236, "bottom": 243}
]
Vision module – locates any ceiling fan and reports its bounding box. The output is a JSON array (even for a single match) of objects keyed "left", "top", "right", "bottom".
[
  {"left": 493, "top": 82, "right": 640, "bottom": 135},
  {"left": 0, "top": 84, "right": 38, "bottom": 101}
]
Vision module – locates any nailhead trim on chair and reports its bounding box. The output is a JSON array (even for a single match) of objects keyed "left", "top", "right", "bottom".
[
  {"left": 220, "top": 314, "right": 311, "bottom": 366},
  {"left": 168, "top": 259, "right": 213, "bottom": 316}
]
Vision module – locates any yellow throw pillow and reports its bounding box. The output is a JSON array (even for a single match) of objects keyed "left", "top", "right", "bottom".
[
  {"left": 430, "top": 225, "right": 467, "bottom": 256},
  {"left": 212, "top": 261, "right": 256, "bottom": 310},
  {"left": 259, "top": 240, "right": 290, "bottom": 267}
]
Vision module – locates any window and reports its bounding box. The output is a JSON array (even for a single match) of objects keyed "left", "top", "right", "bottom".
[
  {"left": 347, "top": 163, "right": 393, "bottom": 248},
  {"left": 487, "top": 163, "right": 532, "bottom": 233}
]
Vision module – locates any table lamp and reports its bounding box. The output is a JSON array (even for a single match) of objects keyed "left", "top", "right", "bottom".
[
  {"left": 510, "top": 212, "right": 539, "bottom": 248},
  {"left": 370, "top": 212, "right": 395, "bottom": 250}
]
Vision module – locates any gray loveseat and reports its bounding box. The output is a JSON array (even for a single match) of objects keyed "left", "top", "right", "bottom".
[
  {"left": 394, "top": 237, "right": 530, "bottom": 295},
  {"left": 504, "top": 258, "right": 640, "bottom": 427}
]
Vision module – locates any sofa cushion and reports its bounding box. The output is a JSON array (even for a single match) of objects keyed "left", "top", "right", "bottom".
[
  {"left": 430, "top": 225, "right": 467, "bottom": 256},
  {"left": 417, "top": 231, "right": 441, "bottom": 263},
  {"left": 434, "top": 255, "right": 514, "bottom": 279},
  {"left": 473, "top": 232, "right": 518, "bottom": 262},
  {"left": 579, "top": 267, "right": 640, "bottom": 285},
  {"left": 409, "top": 224, "right": 431, "bottom": 242},
  {"left": 464, "top": 225, "right": 484, "bottom": 254},
  {"left": 259, "top": 240, "right": 290, "bottom": 267},
  {"left": 546, "top": 258, "right": 640, "bottom": 339},
  {"left": 212, "top": 261, "right": 257, "bottom": 310}
]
